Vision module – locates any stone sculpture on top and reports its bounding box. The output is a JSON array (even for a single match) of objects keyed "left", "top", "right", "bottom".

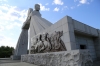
[
  {"left": 23, "top": 4, "right": 66, "bottom": 54},
  {"left": 22, "top": 4, "right": 52, "bottom": 53}
]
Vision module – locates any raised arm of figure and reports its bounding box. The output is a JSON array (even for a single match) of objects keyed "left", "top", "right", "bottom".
[
  {"left": 25, "top": 8, "right": 33, "bottom": 24},
  {"left": 22, "top": 8, "right": 33, "bottom": 29}
]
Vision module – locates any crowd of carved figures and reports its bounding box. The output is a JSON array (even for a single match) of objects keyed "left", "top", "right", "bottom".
[{"left": 30, "top": 31, "right": 67, "bottom": 54}]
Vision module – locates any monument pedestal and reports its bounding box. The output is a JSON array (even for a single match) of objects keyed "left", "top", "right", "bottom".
[
  {"left": 21, "top": 50, "right": 93, "bottom": 66},
  {"left": 11, "top": 55, "right": 21, "bottom": 60}
]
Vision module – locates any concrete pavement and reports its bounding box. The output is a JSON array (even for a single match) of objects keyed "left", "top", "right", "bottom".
[
  {"left": 0, "top": 62, "right": 37, "bottom": 66},
  {"left": 0, "top": 58, "right": 37, "bottom": 66}
]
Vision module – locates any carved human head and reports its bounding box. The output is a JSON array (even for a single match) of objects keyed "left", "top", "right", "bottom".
[
  {"left": 41, "top": 33, "right": 46, "bottom": 41},
  {"left": 35, "top": 4, "right": 40, "bottom": 11},
  {"left": 37, "top": 33, "right": 42, "bottom": 41}
]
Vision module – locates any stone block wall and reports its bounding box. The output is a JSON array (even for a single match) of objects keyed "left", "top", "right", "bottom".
[
  {"left": 73, "top": 19, "right": 98, "bottom": 36},
  {"left": 75, "top": 34, "right": 97, "bottom": 60},
  {"left": 21, "top": 50, "right": 93, "bottom": 66},
  {"left": 94, "top": 29, "right": 100, "bottom": 60}
]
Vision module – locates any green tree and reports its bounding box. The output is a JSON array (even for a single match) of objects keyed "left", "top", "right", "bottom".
[{"left": 0, "top": 46, "right": 14, "bottom": 58}]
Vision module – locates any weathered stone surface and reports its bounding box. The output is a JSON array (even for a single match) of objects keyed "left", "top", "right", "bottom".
[{"left": 21, "top": 50, "right": 93, "bottom": 66}]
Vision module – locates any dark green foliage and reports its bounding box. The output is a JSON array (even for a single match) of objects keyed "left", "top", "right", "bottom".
[{"left": 0, "top": 46, "right": 14, "bottom": 58}]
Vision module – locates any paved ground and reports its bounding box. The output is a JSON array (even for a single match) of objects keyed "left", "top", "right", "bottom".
[
  {"left": 0, "top": 58, "right": 37, "bottom": 66},
  {"left": 0, "top": 62, "right": 37, "bottom": 66},
  {"left": 0, "top": 58, "right": 20, "bottom": 64}
]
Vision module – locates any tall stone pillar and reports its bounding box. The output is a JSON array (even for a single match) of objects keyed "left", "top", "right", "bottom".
[{"left": 11, "top": 29, "right": 28, "bottom": 60}]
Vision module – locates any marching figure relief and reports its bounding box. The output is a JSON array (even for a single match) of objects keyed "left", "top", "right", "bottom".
[{"left": 30, "top": 31, "right": 67, "bottom": 54}]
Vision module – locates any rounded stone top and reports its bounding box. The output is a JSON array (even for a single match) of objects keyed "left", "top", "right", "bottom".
[{"left": 35, "top": 4, "right": 40, "bottom": 11}]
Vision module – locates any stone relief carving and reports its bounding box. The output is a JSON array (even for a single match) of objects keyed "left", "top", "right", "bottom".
[{"left": 30, "top": 31, "right": 66, "bottom": 54}]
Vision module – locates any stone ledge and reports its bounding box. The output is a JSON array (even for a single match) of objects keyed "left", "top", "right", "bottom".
[
  {"left": 11, "top": 55, "right": 21, "bottom": 60},
  {"left": 21, "top": 50, "right": 93, "bottom": 66}
]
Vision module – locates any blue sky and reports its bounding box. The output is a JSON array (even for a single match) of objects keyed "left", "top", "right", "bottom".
[{"left": 0, "top": 0, "right": 100, "bottom": 48}]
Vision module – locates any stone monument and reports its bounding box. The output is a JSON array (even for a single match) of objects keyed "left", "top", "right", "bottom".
[
  {"left": 11, "top": 4, "right": 52, "bottom": 59},
  {"left": 13, "top": 4, "right": 94, "bottom": 66},
  {"left": 21, "top": 4, "right": 93, "bottom": 66},
  {"left": 22, "top": 4, "right": 52, "bottom": 54}
]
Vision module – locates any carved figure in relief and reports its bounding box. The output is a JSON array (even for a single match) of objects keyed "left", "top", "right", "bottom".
[
  {"left": 50, "top": 31, "right": 66, "bottom": 51},
  {"left": 54, "top": 31, "right": 61, "bottom": 51},
  {"left": 42, "top": 33, "right": 51, "bottom": 52},
  {"left": 31, "top": 36, "right": 38, "bottom": 53},
  {"left": 57, "top": 31, "right": 66, "bottom": 51},
  {"left": 30, "top": 31, "right": 67, "bottom": 54},
  {"left": 35, "top": 34, "right": 44, "bottom": 53},
  {"left": 49, "top": 33, "right": 55, "bottom": 51}
]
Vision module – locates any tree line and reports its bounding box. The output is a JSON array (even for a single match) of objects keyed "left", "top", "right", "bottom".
[{"left": 0, "top": 46, "right": 14, "bottom": 58}]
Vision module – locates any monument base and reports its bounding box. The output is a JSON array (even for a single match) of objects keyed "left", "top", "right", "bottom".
[
  {"left": 11, "top": 55, "right": 21, "bottom": 60},
  {"left": 21, "top": 50, "right": 93, "bottom": 66}
]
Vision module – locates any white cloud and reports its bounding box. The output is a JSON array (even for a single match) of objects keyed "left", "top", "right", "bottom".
[
  {"left": 74, "top": 0, "right": 78, "bottom": 2},
  {"left": 6, "top": 22, "right": 21, "bottom": 30},
  {"left": 0, "top": 4, "right": 28, "bottom": 48},
  {"left": 0, "top": 4, "right": 27, "bottom": 22},
  {"left": 10, "top": 33, "right": 14, "bottom": 36},
  {"left": 77, "top": 4, "right": 81, "bottom": 6},
  {"left": 0, "top": 4, "right": 28, "bottom": 31},
  {"left": 53, "top": 0, "right": 64, "bottom": 5},
  {"left": 38, "top": 3, "right": 50, "bottom": 11},
  {"left": 74, "top": 0, "right": 93, "bottom": 7},
  {"left": 79, "top": 0, "right": 87, "bottom": 4},
  {"left": 75, "top": 0, "right": 93, "bottom": 5},
  {"left": 0, "top": 0, "right": 7, "bottom": 2},
  {"left": 0, "top": 25, "right": 4, "bottom": 31},
  {"left": 0, "top": 35, "right": 16, "bottom": 48},
  {"left": 70, "top": 6, "right": 75, "bottom": 9},
  {"left": 53, "top": 7, "right": 59, "bottom": 12},
  {"left": 62, "top": 6, "right": 68, "bottom": 11},
  {"left": 45, "top": 3, "right": 49, "bottom": 5}
]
